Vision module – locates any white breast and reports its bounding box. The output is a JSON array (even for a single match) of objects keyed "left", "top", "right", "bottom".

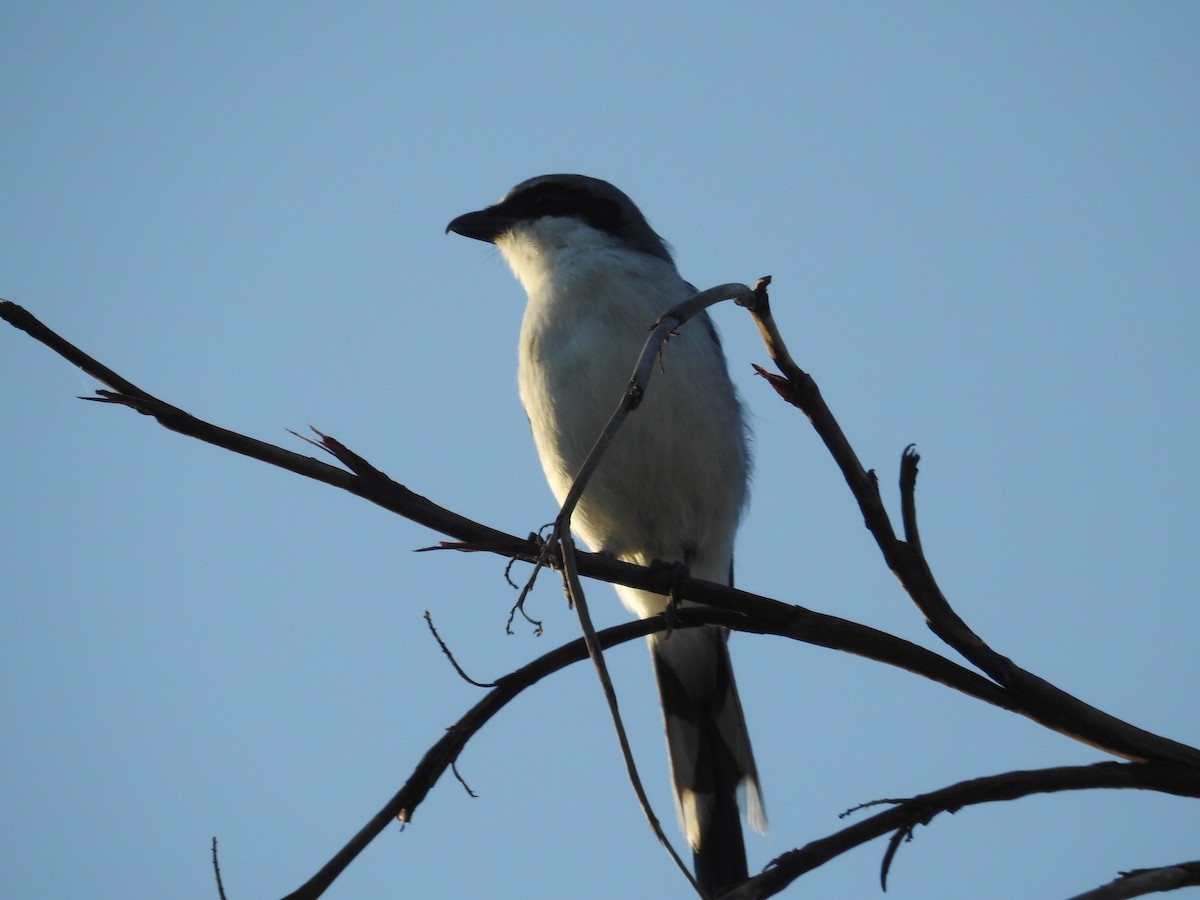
[{"left": 498, "top": 216, "right": 749, "bottom": 615}]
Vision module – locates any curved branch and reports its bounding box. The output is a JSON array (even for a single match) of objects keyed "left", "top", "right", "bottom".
[
  {"left": 558, "top": 537, "right": 699, "bottom": 893},
  {"left": 278, "top": 615, "right": 662, "bottom": 900},
  {"left": 1, "top": 301, "right": 528, "bottom": 555},
  {"left": 0, "top": 299, "right": 1019, "bottom": 717},
  {"left": 739, "top": 292, "right": 1200, "bottom": 768},
  {"left": 282, "top": 608, "right": 1200, "bottom": 900},
  {"left": 282, "top": 608, "right": 829, "bottom": 900},
  {"left": 6, "top": 298, "right": 1198, "bottom": 765},
  {"left": 8, "top": 298, "right": 1200, "bottom": 900},
  {"left": 551, "top": 281, "right": 758, "bottom": 534},
  {"left": 721, "top": 762, "right": 1200, "bottom": 900},
  {"left": 1067, "top": 860, "right": 1200, "bottom": 900}
]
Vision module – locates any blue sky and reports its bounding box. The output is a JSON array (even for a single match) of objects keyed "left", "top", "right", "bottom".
[{"left": 2, "top": 3, "right": 1198, "bottom": 899}]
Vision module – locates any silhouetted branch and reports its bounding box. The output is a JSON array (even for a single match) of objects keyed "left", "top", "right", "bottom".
[
  {"left": 7, "top": 296, "right": 1197, "bottom": 762},
  {"left": 552, "top": 281, "right": 759, "bottom": 538},
  {"left": 211, "top": 836, "right": 227, "bottom": 900},
  {"left": 503, "top": 282, "right": 762, "bottom": 647},
  {"left": 0, "top": 299, "right": 1025, "bottom": 721},
  {"left": 721, "top": 762, "right": 1200, "bottom": 900},
  {"left": 277, "top": 614, "right": 660, "bottom": 900},
  {"left": 1067, "top": 860, "right": 1200, "bottom": 900},
  {"left": 0, "top": 300, "right": 528, "bottom": 556},
  {"left": 6, "top": 297, "right": 1199, "bottom": 900},
  {"left": 521, "top": 281, "right": 768, "bottom": 897},
  {"left": 422, "top": 611, "right": 496, "bottom": 688},
  {"left": 737, "top": 292, "right": 1200, "bottom": 769},
  {"left": 559, "top": 537, "right": 699, "bottom": 893}
]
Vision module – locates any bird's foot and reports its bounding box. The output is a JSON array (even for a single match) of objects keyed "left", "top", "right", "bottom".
[{"left": 648, "top": 559, "right": 691, "bottom": 633}]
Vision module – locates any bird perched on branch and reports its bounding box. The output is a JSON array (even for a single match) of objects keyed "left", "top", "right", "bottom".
[{"left": 448, "top": 174, "right": 764, "bottom": 897}]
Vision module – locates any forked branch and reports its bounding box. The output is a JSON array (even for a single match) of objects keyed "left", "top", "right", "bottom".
[{"left": 736, "top": 290, "right": 1200, "bottom": 768}]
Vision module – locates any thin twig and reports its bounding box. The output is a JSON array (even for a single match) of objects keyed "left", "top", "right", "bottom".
[
  {"left": 559, "top": 535, "right": 699, "bottom": 894},
  {"left": 450, "top": 762, "right": 478, "bottom": 799},
  {"left": 211, "top": 836, "right": 228, "bottom": 900},
  {"left": 1066, "top": 860, "right": 1200, "bottom": 900},
  {"left": 423, "top": 611, "right": 495, "bottom": 688},
  {"left": 550, "top": 282, "right": 757, "bottom": 542},
  {"left": 898, "top": 444, "right": 922, "bottom": 554},
  {"left": 508, "top": 283, "right": 761, "bottom": 619},
  {"left": 527, "top": 282, "right": 760, "bottom": 895}
]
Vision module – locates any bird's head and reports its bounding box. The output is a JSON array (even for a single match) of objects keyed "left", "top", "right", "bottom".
[{"left": 446, "top": 174, "right": 673, "bottom": 265}]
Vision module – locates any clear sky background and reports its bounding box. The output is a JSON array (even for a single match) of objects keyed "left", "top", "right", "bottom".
[{"left": 3, "top": 4, "right": 1198, "bottom": 899}]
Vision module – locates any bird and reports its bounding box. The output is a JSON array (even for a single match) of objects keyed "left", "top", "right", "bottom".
[{"left": 447, "top": 174, "right": 765, "bottom": 897}]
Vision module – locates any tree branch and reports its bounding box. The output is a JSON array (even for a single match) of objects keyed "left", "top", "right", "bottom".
[
  {"left": 7, "top": 296, "right": 1197, "bottom": 762},
  {"left": 738, "top": 292, "right": 1200, "bottom": 768},
  {"left": 558, "top": 537, "right": 699, "bottom": 894},
  {"left": 276, "top": 614, "right": 665, "bottom": 900},
  {"left": 7, "top": 297, "right": 1199, "bottom": 900},
  {"left": 1, "top": 298, "right": 1031, "bottom": 724},
  {"left": 721, "top": 762, "right": 1200, "bottom": 900},
  {"left": 280, "top": 605, "right": 1200, "bottom": 900},
  {"left": 1067, "top": 860, "right": 1200, "bottom": 900}
]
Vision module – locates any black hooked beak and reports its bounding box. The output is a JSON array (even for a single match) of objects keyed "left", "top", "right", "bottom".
[{"left": 445, "top": 207, "right": 515, "bottom": 244}]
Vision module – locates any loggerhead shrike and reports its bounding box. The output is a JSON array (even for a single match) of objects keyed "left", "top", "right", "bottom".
[{"left": 448, "top": 175, "right": 764, "bottom": 896}]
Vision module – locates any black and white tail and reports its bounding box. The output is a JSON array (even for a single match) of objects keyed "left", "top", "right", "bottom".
[{"left": 649, "top": 625, "right": 766, "bottom": 897}]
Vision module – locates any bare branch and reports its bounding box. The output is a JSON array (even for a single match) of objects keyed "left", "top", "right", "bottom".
[
  {"left": 2, "top": 300, "right": 1030, "bottom": 717},
  {"left": 525, "top": 281, "right": 764, "bottom": 897},
  {"left": 559, "top": 537, "right": 699, "bottom": 894},
  {"left": 449, "top": 762, "right": 478, "bottom": 799},
  {"left": 898, "top": 444, "right": 923, "bottom": 552},
  {"left": 8, "top": 297, "right": 1200, "bottom": 900},
  {"left": 552, "top": 281, "right": 758, "bottom": 537},
  {"left": 11, "top": 298, "right": 1197, "bottom": 765},
  {"left": 422, "top": 611, "right": 496, "bottom": 688},
  {"left": 1, "top": 301, "right": 530, "bottom": 555},
  {"left": 720, "top": 762, "right": 1200, "bottom": 900},
  {"left": 509, "top": 282, "right": 762, "bottom": 636},
  {"left": 211, "top": 836, "right": 228, "bottom": 900},
  {"left": 1067, "top": 861, "right": 1200, "bottom": 900},
  {"left": 276, "top": 614, "right": 665, "bottom": 900},
  {"left": 738, "top": 292, "right": 1200, "bottom": 768}
]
